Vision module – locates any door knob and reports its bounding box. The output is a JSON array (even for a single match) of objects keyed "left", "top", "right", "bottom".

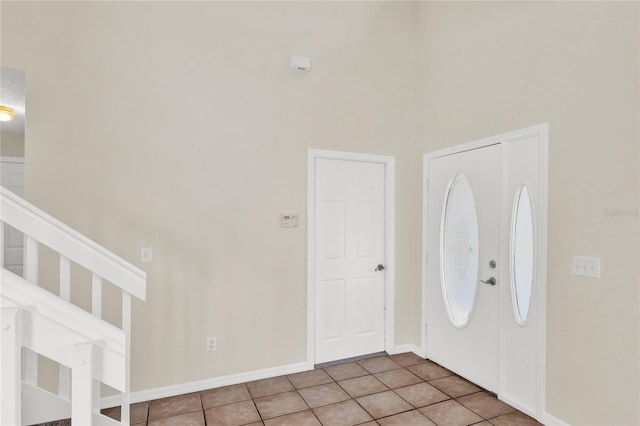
[
  {"left": 479, "top": 277, "right": 496, "bottom": 286},
  {"left": 375, "top": 264, "right": 385, "bottom": 271}
]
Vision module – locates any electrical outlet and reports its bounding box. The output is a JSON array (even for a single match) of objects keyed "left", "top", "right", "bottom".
[
  {"left": 572, "top": 255, "right": 601, "bottom": 279},
  {"left": 205, "top": 337, "right": 217, "bottom": 352}
]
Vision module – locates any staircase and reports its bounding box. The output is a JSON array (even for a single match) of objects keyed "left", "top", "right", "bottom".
[{"left": 0, "top": 187, "right": 147, "bottom": 425}]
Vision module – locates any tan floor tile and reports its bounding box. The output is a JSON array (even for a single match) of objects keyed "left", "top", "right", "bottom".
[
  {"left": 254, "top": 390, "right": 308, "bottom": 419},
  {"left": 247, "top": 376, "right": 294, "bottom": 398},
  {"left": 419, "top": 400, "right": 482, "bottom": 426},
  {"left": 298, "top": 382, "right": 351, "bottom": 408},
  {"left": 358, "top": 357, "right": 402, "bottom": 374},
  {"left": 148, "top": 410, "right": 204, "bottom": 426},
  {"left": 429, "top": 376, "right": 482, "bottom": 398},
  {"left": 201, "top": 384, "right": 251, "bottom": 409},
  {"left": 457, "top": 392, "right": 515, "bottom": 419},
  {"left": 489, "top": 410, "right": 542, "bottom": 425},
  {"left": 148, "top": 393, "right": 202, "bottom": 420},
  {"left": 288, "top": 369, "right": 334, "bottom": 389},
  {"left": 313, "top": 400, "right": 373, "bottom": 426},
  {"left": 393, "top": 382, "right": 450, "bottom": 408},
  {"left": 338, "top": 375, "right": 388, "bottom": 398},
  {"left": 264, "top": 410, "right": 321, "bottom": 426},
  {"left": 374, "top": 368, "right": 422, "bottom": 389},
  {"left": 358, "top": 422, "right": 379, "bottom": 426},
  {"left": 389, "top": 353, "right": 428, "bottom": 367},
  {"left": 101, "top": 401, "right": 149, "bottom": 423},
  {"left": 407, "top": 362, "right": 454, "bottom": 381},
  {"left": 204, "top": 400, "right": 261, "bottom": 426},
  {"left": 324, "top": 362, "right": 369, "bottom": 381},
  {"left": 356, "top": 390, "right": 413, "bottom": 419},
  {"left": 377, "top": 409, "right": 436, "bottom": 425}
]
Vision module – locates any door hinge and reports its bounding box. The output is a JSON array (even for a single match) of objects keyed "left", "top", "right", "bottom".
[
  {"left": 425, "top": 179, "right": 429, "bottom": 191},
  {"left": 425, "top": 252, "right": 429, "bottom": 264},
  {"left": 424, "top": 323, "right": 428, "bottom": 336}
]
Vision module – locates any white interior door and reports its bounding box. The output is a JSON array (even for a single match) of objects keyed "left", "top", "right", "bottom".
[
  {"left": 315, "top": 158, "right": 386, "bottom": 364},
  {"left": 1, "top": 159, "right": 25, "bottom": 276},
  {"left": 426, "top": 145, "right": 501, "bottom": 392}
]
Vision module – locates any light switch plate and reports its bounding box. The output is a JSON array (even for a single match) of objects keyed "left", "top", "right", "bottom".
[
  {"left": 572, "top": 255, "right": 601, "bottom": 278},
  {"left": 140, "top": 247, "right": 153, "bottom": 264}
]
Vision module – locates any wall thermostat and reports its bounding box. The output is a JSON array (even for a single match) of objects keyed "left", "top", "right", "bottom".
[{"left": 281, "top": 214, "right": 299, "bottom": 228}]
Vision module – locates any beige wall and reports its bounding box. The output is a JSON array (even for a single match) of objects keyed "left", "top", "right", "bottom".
[
  {"left": 416, "top": 2, "right": 639, "bottom": 425},
  {"left": 0, "top": 130, "right": 24, "bottom": 157},
  {"left": 2, "top": 2, "right": 638, "bottom": 424},
  {"left": 1, "top": 1, "right": 419, "bottom": 391}
]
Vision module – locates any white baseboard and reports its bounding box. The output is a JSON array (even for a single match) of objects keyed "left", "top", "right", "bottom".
[
  {"left": 542, "top": 411, "right": 570, "bottom": 426},
  {"left": 392, "top": 344, "right": 423, "bottom": 356},
  {"left": 101, "top": 361, "right": 309, "bottom": 409},
  {"left": 103, "top": 345, "right": 431, "bottom": 409}
]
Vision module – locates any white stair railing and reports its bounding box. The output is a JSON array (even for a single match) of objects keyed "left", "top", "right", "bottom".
[{"left": 0, "top": 187, "right": 146, "bottom": 425}]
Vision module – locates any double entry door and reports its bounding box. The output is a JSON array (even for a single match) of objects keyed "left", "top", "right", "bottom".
[{"left": 425, "top": 127, "right": 546, "bottom": 418}]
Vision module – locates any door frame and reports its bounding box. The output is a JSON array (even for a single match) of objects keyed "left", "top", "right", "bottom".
[
  {"left": 421, "top": 124, "right": 548, "bottom": 418},
  {"left": 307, "top": 149, "right": 395, "bottom": 368}
]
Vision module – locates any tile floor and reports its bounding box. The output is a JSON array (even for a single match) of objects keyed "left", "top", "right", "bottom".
[{"left": 92, "top": 353, "right": 542, "bottom": 425}]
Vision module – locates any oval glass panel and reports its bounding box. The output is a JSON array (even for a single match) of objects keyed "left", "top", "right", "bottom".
[
  {"left": 511, "top": 185, "right": 534, "bottom": 324},
  {"left": 440, "top": 173, "right": 479, "bottom": 328}
]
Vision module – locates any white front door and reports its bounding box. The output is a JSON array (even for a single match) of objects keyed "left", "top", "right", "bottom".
[
  {"left": 314, "top": 158, "right": 386, "bottom": 364},
  {"left": 1, "top": 158, "right": 25, "bottom": 276},
  {"left": 426, "top": 144, "right": 501, "bottom": 392}
]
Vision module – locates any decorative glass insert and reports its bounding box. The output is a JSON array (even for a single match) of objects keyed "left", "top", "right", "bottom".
[
  {"left": 511, "top": 185, "right": 534, "bottom": 324},
  {"left": 440, "top": 173, "right": 479, "bottom": 328}
]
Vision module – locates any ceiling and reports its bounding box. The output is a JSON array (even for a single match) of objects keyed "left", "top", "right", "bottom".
[{"left": 0, "top": 68, "right": 26, "bottom": 134}]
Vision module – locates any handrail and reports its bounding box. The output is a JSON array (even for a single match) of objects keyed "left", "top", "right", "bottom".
[
  {"left": 0, "top": 187, "right": 146, "bottom": 301},
  {"left": 1, "top": 270, "right": 126, "bottom": 359}
]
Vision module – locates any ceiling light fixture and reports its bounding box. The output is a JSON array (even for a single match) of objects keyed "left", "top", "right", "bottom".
[{"left": 0, "top": 106, "right": 15, "bottom": 122}]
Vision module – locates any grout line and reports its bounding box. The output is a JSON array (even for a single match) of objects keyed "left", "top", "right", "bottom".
[{"left": 76, "top": 354, "right": 534, "bottom": 426}]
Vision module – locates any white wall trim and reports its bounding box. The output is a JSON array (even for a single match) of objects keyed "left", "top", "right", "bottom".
[
  {"left": 307, "top": 149, "right": 396, "bottom": 368},
  {"left": 537, "top": 124, "right": 550, "bottom": 423},
  {"left": 392, "top": 344, "right": 423, "bottom": 356},
  {"left": 541, "top": 412, "right": 570, "bottom": 426},
  {"left": 422, "top": 124, "right": 549, "bottom": 422},
  {"left": 101, "top": 361, "right": 309, "bottom": 408}
]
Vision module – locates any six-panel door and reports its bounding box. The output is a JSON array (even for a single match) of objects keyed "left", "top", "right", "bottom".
[{"left": 314, "top": 159, "right": 386, "bottom": 364}]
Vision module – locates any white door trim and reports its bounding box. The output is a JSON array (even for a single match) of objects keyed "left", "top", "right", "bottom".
[
  {"left": 307, "top": 149, "right": 395, "bottom": 368},
  {"left": 421, "top": 123, "right": 548, "bottom": 420}
]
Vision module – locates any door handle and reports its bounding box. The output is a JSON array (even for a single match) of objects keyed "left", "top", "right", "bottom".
[
  {"left": 479, "top": 277, "right": 496, "bottom": 286},
  {"left": 375, "top": 264, "right": 385, "bottom": 272}
]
